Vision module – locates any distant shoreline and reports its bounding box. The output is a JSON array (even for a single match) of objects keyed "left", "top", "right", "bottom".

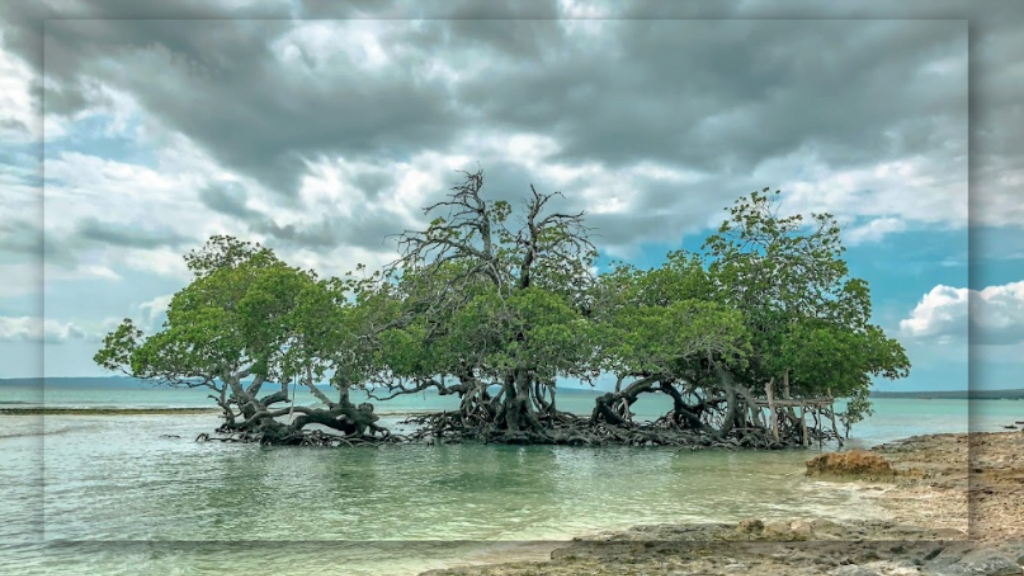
[
  {"left": 869, "top": 389, "right": 1024, "bottom": 400},
  {"left": 2, "top": 376, "right": 1022, "bottom": 400}
]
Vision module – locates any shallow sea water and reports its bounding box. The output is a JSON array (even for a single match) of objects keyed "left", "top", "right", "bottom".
[{"left": 1, "top": 385, "right": 1020, "bottom": 575}]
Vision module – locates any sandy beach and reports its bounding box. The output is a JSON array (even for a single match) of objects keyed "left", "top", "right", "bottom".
[{"left": 420, "top": 430, "right": 1024, "bottom": 576}]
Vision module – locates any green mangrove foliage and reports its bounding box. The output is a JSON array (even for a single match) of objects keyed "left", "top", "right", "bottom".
[{"left": 95, "top": 171, "right": 910, "bottom": 448}]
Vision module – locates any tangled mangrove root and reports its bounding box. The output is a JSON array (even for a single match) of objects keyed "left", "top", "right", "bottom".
[
  {"left": 190, "top": 407, "right": 841, "bottom": 450},
  {"left": 398, "top": 411, "right": 824, "bottom": 450},
  {"left": 195, "top": 428, "right": 408, "bottom": 447}
]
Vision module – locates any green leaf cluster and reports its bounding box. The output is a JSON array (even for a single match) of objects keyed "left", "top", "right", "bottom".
[{"left": 96, "top": 184, "right": 911, "bottom": 432}]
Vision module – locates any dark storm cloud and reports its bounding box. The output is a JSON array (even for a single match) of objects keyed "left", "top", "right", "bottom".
[
  {"left": 13, "top": 8, "right": 463, "bottom": 198},
  {"left": 0, "top": 0, "right": 293, "bottom": 74},
  {"left": 99, "top": 36, "right": 463, "bottom": 198},
  {"left": 465, "top": 161, "right": 561, "bottom": 209},
  {"left": 297, "top": 0, "right": 402, "bottom": 18},
  {"left": 608, "top": 0, "right": 1020, "bottom": 228},
  {"left": 581, "top": 176, "right": 745, "bottom": 251},
  {"left": 250, "top": 209, "right": 410, "bottom": 252},
  {"left": 1, "top": 0, "right": 1017, "bottom": 251},
  {"left": 585, "top": 212, "right": 680, "bottom": 250},
  {"left": 452, "top": 19, "right": 966, "bottom": 175},
  {"left": 249, "top": 219, "right": 339, "bottom": 249},
  {"left": 0, "top": 218, "right": 80, "bottom": 266},
  {"left": 75, "top": 218, "right": 191, "bottom": 250},
  {"left": 3, "top": 217, "right": 186, "bottom": 270},
  {"left": 0, "top": 219, "right": 44, "bottom": 262},
  {"left": 197, "top": 177, "right": 410, "bottom": 252},
  {"left": 1, "top": 0, "right": 458, "bottom": 197},
  {"left": 0, "top": 219, "right": 37, "bottom": 251},
  {"left": 198, "top": 181, "right": 260, "bottom": 220},
  {"left": 443, "top": 1, "right": 564, "bottom": 60},
  {"left": 0, "top": 1, "right": 967, "bottom": 193},
  {"left": 350, "top": 171, "right": 396, "bottom": 202},
  {"left": 0, "top": 118, "right": 30, "bottom": 134}
]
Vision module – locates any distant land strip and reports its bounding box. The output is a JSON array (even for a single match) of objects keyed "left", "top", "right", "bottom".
[
  {"left": 869, "top": 389, "right": 1024, "bottom": 400},
  {"left": 1, "top": 376, "right": 1021, "bottom": 400}
]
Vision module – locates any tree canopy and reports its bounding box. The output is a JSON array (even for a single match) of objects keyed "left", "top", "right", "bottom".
[{"left": 95, "top": 171, "right": 910, "bottom": 448}]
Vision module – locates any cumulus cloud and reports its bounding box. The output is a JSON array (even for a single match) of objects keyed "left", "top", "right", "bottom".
[
  {"left": 845, "top": 217, "right": 908, "bottom": 246},
  {"left": 138, "top": 293, "right": 172, "bottom": 331},
  {"left": 76, "top": 217, "right": 192, "bottom": 250},
  {"left": 899, "top": 286, "right": 968, "bottom": 344},
  {"left": 0, "top": 316, "right": 96, "bottom": 343},
  {"left": 973, "top": 282, "right": 1024, "bottom": 345},
  {"left": 900, "top": 281, "right": 1024, "bottom": 346},
  {"left": 0, "top": 40, "right": 39, "bottom": 141},
  {"left": 197, "top": 181, "right": 260, "bottom": 220}
]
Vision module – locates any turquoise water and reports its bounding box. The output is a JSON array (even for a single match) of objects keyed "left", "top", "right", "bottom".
[
  {"left": 3, "top": 383, "right": 1018, "bottom": 442},
  {"left": 1, "top": 385, "right": 1021, "bottom": 575}
]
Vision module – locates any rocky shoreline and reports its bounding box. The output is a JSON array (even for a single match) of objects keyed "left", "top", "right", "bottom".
[{"left": 419, "top": 430, "right": 1024, "bottom": 576}]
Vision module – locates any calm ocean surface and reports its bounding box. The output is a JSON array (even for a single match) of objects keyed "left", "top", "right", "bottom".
[{"left": 1, "top": 384, "right": 1021, "bottom": 576}]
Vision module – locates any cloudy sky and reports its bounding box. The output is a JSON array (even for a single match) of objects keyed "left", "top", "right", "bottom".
[{"left": 0, "top": 0, "right": 1021, "bottom": 390}]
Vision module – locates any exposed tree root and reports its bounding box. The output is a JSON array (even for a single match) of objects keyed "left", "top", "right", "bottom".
[
  {"left": 189, "top": 380, "right": 843, "bottom": 449},
  {"left": 190, "top": 409, "right": 838, "bottom": 449},
  {"left": 196, "top": 427, "right": 408, "bottom": 447},
  {"left": 396, "top": 410, "right": 835, "bottom": 450}
]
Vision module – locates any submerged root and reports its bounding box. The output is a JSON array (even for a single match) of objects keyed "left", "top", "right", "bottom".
[
  {"left": 196, "top": 424, "right": 406, "bottom": 447},
  {"left": 399, "top": 411, "right": 816, "bottom": 450},
  {"left": 193, "top": 409, "right": 836, "bottom": 449}
]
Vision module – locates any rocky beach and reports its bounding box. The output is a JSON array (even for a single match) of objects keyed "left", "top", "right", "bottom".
[{"left": 421, "top": 430, "right": 1024, "bottom": 576}]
